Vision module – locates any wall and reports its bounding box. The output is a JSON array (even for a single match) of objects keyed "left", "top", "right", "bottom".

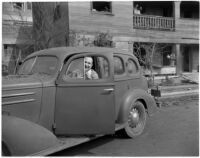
[
  {"left": 69, "top": 1, "right": 199, "bottom": 45},
  {"left": 68, "top": 2, "right": 133, "bottom": 35}
]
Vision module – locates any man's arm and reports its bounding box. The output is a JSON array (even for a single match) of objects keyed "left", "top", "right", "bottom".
[{"left": 91, "top": 70, "right": 99, "bottom": 79}]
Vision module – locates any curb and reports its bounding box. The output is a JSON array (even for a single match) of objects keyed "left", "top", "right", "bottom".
[
  {"left": 160, "top": 84, "right": 198, "bottom": 90},
  {"left": 161, "top": 89, "right": 199, "bottom": 98},
  {"left": 159, "top": 90, "right": 199, "bottom": 100}
]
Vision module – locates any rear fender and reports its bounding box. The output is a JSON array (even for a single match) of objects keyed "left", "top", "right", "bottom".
[
  {"left": 117, "top": 89, "right": 157, "bottom": 124},
  {"left": 2, "top": 115, "right": 59, "bottom": 156}
]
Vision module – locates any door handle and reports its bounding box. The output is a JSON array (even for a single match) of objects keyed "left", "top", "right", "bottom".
[{"left": 104, "top": 88, "right": 114, "bottom": 92}]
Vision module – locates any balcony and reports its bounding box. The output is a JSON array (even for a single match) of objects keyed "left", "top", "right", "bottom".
[{"left": 133, "top": 14, "right": 175, "bottom": 31}]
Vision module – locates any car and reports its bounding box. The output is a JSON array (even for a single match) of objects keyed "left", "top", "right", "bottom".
[{"left": 2, "top": 47, "right": 157, "bottom": 156}]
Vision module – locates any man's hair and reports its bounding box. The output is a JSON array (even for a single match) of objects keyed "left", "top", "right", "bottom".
[{"left": 85, "top": 57, "right": 93, "bottom": 63}]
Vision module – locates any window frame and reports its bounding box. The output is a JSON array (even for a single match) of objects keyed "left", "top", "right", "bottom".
[
  {"left": 17, "top": 55, "right": 59, "bottom": 76},
  {"left": 27, "top": 2, "right": 32, "bottom": 10},
  {"left": 125, "top": 55, "right": 140, "bottom": 79},
  {"left": 90, "top": 1, "right": 114, "bottom": 16},
  {"left": 126, "top": 58, "right": 139, "bottom": 77},
  {"left": 12, "top": 2, "right": 25, "bottom": 11},
  {"left": 114, "top": 55, "right": 126, "bottom": 79},
  {"left": 60, "top": 53, "right": 112, "bottom": 84}
]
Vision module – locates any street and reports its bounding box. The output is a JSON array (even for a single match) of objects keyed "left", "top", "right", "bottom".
[{"left": 52, "top": 96, "right": 199, "bottom": 156}]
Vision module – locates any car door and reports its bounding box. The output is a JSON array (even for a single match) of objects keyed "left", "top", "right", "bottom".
[{"left": 55, "top": 52, "right": 115, "bottom": 135}]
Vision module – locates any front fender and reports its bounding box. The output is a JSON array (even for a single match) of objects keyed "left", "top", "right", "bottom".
[
  {"left": 117, "top": 89, "right": 157, "bottom": 124},
  {"left": 2, "top": 115, "right": 59, "bottom": 156}
]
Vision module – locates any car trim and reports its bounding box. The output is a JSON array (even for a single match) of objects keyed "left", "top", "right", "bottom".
[
  {"left": 2, "top": 99, "right": 36, "bottom": 106},
  {"left": 2, "top": 92, "right": 35, "bottom": 98}
]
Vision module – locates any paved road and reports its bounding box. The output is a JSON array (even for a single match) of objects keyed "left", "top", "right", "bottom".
[{"left": 52, "top": 96, "right": 199, "bottom": 156}]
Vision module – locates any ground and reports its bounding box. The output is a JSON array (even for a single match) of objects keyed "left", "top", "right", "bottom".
[{"left": 52, "top": 95, "right": 199, "bottom": 156}]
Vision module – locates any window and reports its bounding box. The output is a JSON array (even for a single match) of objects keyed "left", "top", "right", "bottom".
[
  {"left": 162, "top": 45, "right": 173, "bottom": 66},
  {"left": 64, "top": 58, "right": 84, "bottom": 79},
  {"left": 27, "top": 2, "right": 32, "bottom": 10},
  {"left": 114, "top": 56, "right": 125, "bottom": 75},
  {"left": 127, "top": 59, "right": 138, "bottom": 75},
  {"left": 91, "top": 1, "right": 112, "bottom": 14},
  {"left": 17, "top": 57, "right": 36, "bottom": 75},
  {"left": 64, "top": 56, "right": 109, "bottom": 81},
  {"left": 17, "top": 56, "right": 58, "bottom": 76},
  {"left": 13, "top": 2, "right": 24, "bottom": 10},
  {"left": 32, "top": 56, "right": 58, "bottom": 75}
]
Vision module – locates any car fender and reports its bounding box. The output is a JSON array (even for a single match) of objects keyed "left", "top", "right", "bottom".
[
  {"left": 117, "top": 89, "right": 157, "bottom": 124},
  {"left": 2, "top": 115, "right": 59, "bottom": 156}
]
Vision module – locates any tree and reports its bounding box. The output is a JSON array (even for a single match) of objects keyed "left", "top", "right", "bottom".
[
  {"left": 133, "top": 42, "right": 171, "bottom": 86},
  {"left": 3, "top": 2, "right": 70, "bottom": 75},
  {"left": 32, "top": 2, "right": 69, "bottom": 51},
  {"left": 2, "top": 2, "right": 34, "bottom": 75}
]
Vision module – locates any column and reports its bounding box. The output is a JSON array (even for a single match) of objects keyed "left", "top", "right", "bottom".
[
  {"left": 128, "top": 41, "right": 134, "bottom": 53},
  {"left": 173, "top": 1, "right": 181, "bottom": 29},
  {"left": 175, "top": 44, "right": 182, "bottom": 75},
  {"left": 173, "top": 1, "right": 181, "bottom": 18}
]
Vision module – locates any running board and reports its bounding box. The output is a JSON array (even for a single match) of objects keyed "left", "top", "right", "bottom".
[{"left": 30, "top": 124, "right": 125, "bottom": 156}]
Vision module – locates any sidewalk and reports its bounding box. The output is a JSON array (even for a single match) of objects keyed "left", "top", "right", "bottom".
[
  {"left": 160, "top": 85, "right": 199, "bottom": 99},
  {"left": 153, "top": 73, "right": 199, "bottom": 100}
]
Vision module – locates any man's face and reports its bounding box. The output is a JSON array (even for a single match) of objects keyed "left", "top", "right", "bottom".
[{"left": 84, "top": 57, "right": 93, "bottom": 71}]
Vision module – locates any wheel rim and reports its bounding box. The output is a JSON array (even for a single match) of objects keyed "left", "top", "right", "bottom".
[
  {"left": 128, "top": 108, "right": 140, "bottom": 127},
  {"left": 127, "top": 102, "right": 146, "bottom": 135}
]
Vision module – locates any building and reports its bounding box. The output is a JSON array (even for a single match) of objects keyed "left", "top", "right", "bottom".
[
  {"left": 2, "top": 2, "right": 33, "bottom": 74},
  {"left": 2, "top": 1, "right": 199, "bottom": 75}
]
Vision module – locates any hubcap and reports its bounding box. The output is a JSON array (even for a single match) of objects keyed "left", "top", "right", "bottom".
[{"left": 129, "top": 108, "right": 140, "bottom": 127}]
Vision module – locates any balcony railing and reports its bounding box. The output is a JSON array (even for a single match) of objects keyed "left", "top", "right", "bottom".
[{"left": 133, "top": 14, "right": 175, "bottom": 31}]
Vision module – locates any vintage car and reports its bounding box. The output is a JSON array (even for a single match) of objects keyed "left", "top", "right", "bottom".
[{"left": 2, "top": 47, "right": 157, "bottom": 156}]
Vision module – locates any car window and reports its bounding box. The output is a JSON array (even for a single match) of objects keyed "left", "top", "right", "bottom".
[
  {"left": 18, "top": 57, "right": 36, "bottom": 75},
  {"left": 63, "top": 56, "right": 109, "bottom": 81},
  {"left": 114, "top": 56, "right": 125, "bottom": 76},
  {"left": 64, "top": 58, "right": 84, "bottom": 79},
  {"left": 17, "top": 56, "right": 58, "bottom": 76},
  {"left": 31, "top": 56, "right": 58, "bottom": 75},
  {"left": 127, "top": 58, "right": 138, "bottom": 75}
]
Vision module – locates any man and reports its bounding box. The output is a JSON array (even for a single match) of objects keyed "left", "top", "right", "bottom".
[{"left": 84, "top": 57, "right": 99, "bottom": 80}]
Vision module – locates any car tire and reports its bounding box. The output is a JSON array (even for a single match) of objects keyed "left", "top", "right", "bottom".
[{"left": 123, "top": 100, "right": 147, "bottom": 138}]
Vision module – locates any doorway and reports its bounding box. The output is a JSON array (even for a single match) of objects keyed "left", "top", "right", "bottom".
[{"left": 182, "top": 46, "right": 190, "bottom": 72}]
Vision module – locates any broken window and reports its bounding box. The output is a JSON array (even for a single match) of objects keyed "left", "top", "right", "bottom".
[
  {"left": 13, "top": 2, "right": 24, "bottom": 10},
  {"left": 27, "top": 2, "right": 32, "bottom": 10},
  {"left": 91, "top": 1, "right": 112, "bottom": 13}
]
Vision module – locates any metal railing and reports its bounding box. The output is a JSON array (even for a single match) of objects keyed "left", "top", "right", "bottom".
[{"left": 133, "top": 14, "right": 175, "bottom": 31}]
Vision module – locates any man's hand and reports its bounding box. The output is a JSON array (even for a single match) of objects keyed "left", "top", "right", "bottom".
[{"left": 85, "top": 70, "right": 92, "bottom": 79}]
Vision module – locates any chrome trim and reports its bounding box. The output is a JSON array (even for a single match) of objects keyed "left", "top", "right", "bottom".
[
  {"left": 2, "top": 99, "right": 35, "bottom": 106},
  {"left": 2, "top": 86, "right": 42, "bottom": 91},
  {"left": 104, "top": 88, "right": 114, "bottom": 92},
  {"left": 2, "top": 92, "right": 35, "bottom": 98}
]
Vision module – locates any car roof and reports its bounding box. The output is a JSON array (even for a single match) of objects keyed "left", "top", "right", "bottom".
[{"left": 27, "top": 47, "right": 135, "bottom": 61}]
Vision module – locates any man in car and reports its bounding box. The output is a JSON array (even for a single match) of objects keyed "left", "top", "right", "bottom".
[{"left": 84, "top": 57, "right": 99, "bottom": 80}]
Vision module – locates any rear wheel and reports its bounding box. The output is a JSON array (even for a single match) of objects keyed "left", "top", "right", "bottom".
[{"left": 123, "top": 101, "right": 147, "bottom": 138}]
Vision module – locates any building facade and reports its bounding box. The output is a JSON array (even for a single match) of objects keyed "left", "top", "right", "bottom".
[{"left": 2, "top": 1, "right": 199, "bottom": 75}]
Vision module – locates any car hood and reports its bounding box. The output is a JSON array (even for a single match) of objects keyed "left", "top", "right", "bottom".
[{"left": 2, "top": 75, "right": 43, "bottom": 91}]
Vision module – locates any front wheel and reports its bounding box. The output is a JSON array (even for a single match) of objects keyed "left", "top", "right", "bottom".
[{"left": 123, "top": 101, "right": 147, "bottom": 138}]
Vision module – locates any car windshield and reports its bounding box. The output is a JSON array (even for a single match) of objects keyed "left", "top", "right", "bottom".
[{"left": 17, "top": 56, "right": 58, "bottom": 76}]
